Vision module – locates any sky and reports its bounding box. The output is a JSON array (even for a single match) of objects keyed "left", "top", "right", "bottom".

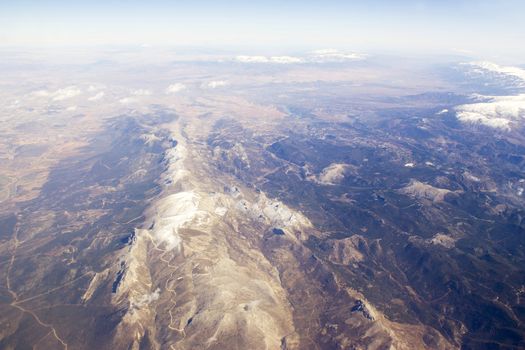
[{"left": 1, "top": 0, "right": 524, "bottom": 59}]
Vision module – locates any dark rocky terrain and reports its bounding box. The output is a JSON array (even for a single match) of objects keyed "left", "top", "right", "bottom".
[
  {"left": 0, "top": 114, "right": 176, "bottom": 349},
  {"left": 206, "top": 102, "right": 525, "bottom": 348}
]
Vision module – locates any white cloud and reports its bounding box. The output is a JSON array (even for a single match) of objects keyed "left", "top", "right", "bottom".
[
  {"left": 131, "top": 89, "right": 152, "bottom": 96},
  {"left": 31, "top": 86, "right": 82, "bottom": 101},
  {"left": 52, "top": 86, "right": 82, "bottom": 101},
  {"left": 202, "top": 80, "right": 229, "bottom": 89},
  {"left": 32, "top": 90, "right": 50, "bottom": 97},
  {"left": 452, "top": 48, "right": 474, "bottom": 55},
  {"left": 468, "top": 61, "right": 525, "bottom": 82},
  {"left": 66, "top": 105, "right": 77, "bottom": 112},
  {"left": 119, "top": 97, "right": 136, "bottom": 104},
  {"left": 235, "top": 55, "right": 270, "bottom": 63},
  {"left": 165, "top": 83, "right": 186, "bottom": 94},
  {"left": 234, "top": 50, "right": 365, "bottom": 64},
  {"left": 234, "top": 55, "right": 303, "bottom": 64},
  {"left": 310, "top": 49, "right": 366, "bottom": 62},
  {"left": 87, "top": 84, "right": 106, "bottom": 92},
  {"left": 455, "top": 94, "right": 525, "bottom": 130},
  {"left": 88, "top": 91, "right": 105, "bottom": 101},
  {"left": 117, "top": 89, "right": 151, "bottom": 104},
  {"left": 270, "top": 56, "right": 304, "bottom": 64}
]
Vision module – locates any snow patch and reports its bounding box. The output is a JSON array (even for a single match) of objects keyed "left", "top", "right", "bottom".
[
  {"left": 400, "top": 180, "right": 452, "bottom": 202},
  {"left": 429, "top": 233, "right": 456, "bottom": 249},
  {"left": 152, "top": 192, "right": 205, "bottom": 250},
  {"left": 132, "top": 288, "right": 161, "bottom": 308},
  {"left": 162, "top": 142, "right": 190, "bottom": 185},
  {"left": 235, "top": 193, "right": 311, "bottom": 233},
  {"left": 467, "top": 61, "right": 525, "bottom": 82},
  {"left": 455, "top": 94, "right": 525, "bottom": 130},
  {"left": 214, "top": 206, "right": 228, "bottom": 216},
  {"left": 140, "top": 133, "right": 161, "bottom": 146},
  {"left": 317, "top": 163, "right": 350, "bottom": 185}
]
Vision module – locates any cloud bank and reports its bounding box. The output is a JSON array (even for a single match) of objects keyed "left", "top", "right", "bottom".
[
  {"left": 234, "top": 55, "right": 304, "bottom": 64},
  {"left": 310, "top": 49, "right": 366, "bottom": 62},
  {"left": 234, "top": 50, "right": 365, "bottom": 64}
]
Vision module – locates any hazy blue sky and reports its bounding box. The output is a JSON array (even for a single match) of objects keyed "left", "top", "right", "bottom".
[{"left": 1, "top": 0, "right": 524, "bottom": 58}]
